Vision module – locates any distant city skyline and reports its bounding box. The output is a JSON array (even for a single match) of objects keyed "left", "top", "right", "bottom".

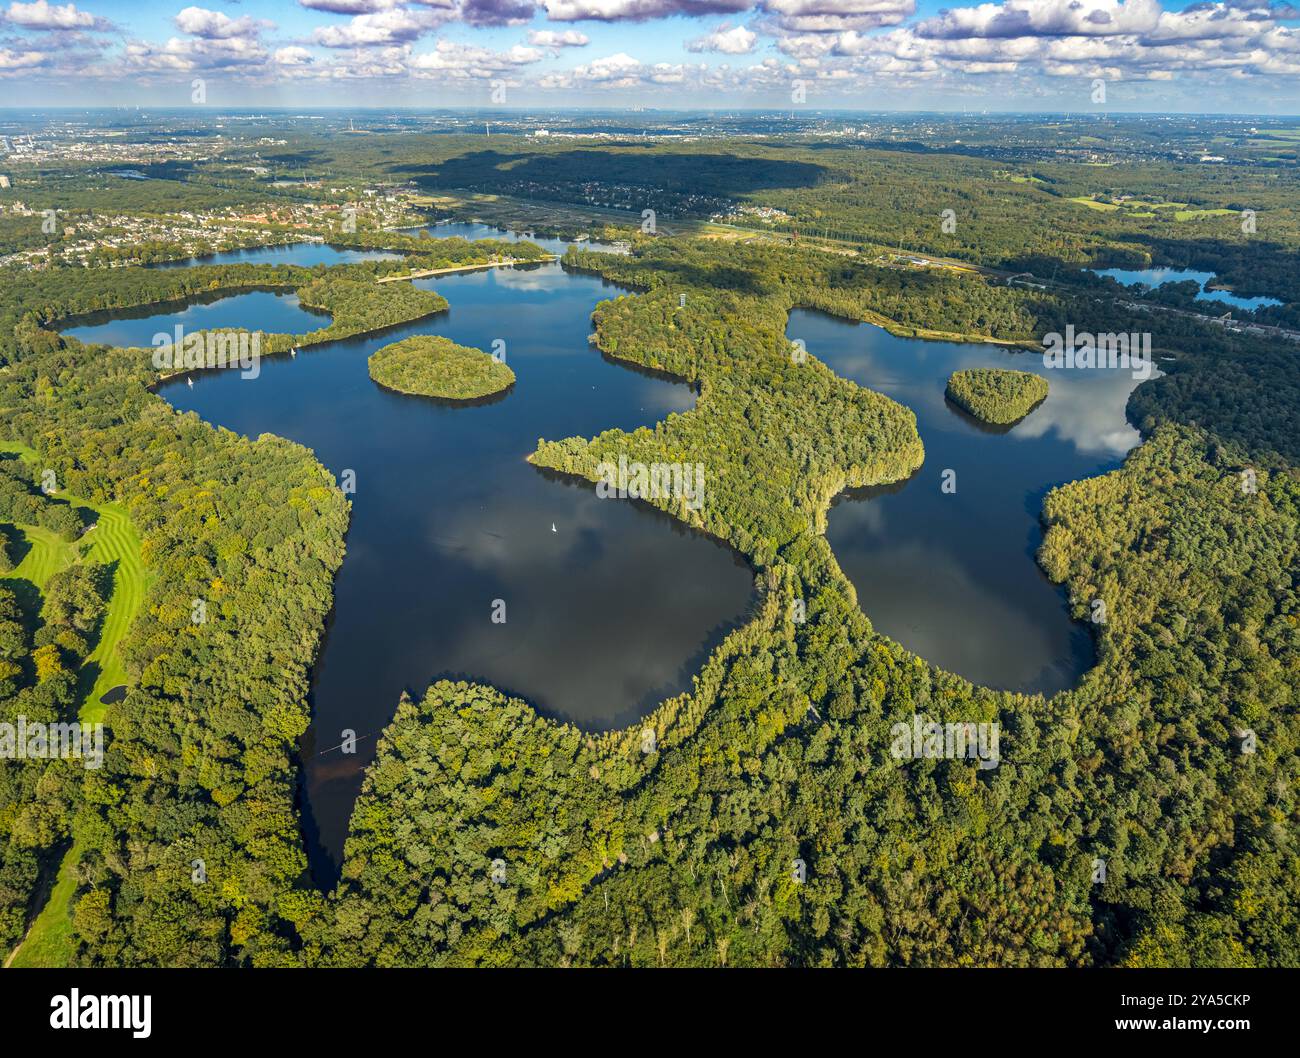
[{"left": 2, "top": 0, "right": 1299, "bottom": 113}]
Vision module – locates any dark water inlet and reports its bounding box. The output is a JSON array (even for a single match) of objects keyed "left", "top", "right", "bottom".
[
  {"left": 148, "top": 243, "right": 405, "bottom": 270},
  {"left": 61, "top": 288, "right": 331, "bottom": 348}
]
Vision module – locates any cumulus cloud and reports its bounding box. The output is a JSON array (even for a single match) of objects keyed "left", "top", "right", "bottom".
[
  {"left": 408, "top": 36, "right": 543, "bottom": 75},
  {"left": 759, "top": 0, "right": 1300, "bottom": 86},
  {"left": 536, "top": 50, "right": 731, "bottom": 90},
  {"left": 687, "top": 22, "right": 758, "bottom": 52},
  {"left": 913, "top": 0, "right": 1163, "bottom": 40},
  {"left": 1143, "top": 0, "right": 1283, "bottom": 41},
  {"left": 760, "top": 0, "right": 916, "bottom": 33},
  {"left": 544, "top": 50, "right": 643, "bottom": 83},
  {"left": 275, "top": 45, "right": 316, "bottom": 65},
  {"left": 528, "top": 28, "right": 590, "bottom": 46},
  {"left": 262, "top": 36, "right": 548, "bottom": 81},
  {"left": 8, "top": 0, "right": 1300, "bottom": 96},
  {"left": 543, "top": 0, "right": 750, "bottom": 21},
  {"left": 5, "top": 0, "right": 110, "bottom": 31},
  {"left": 124, "top": 33, "right": 270, "bottom": 72},
  {"left": 0, "top": 45, "right": 47, "bottom": 68},
  {"left": 311, "top": 6, "right": 447, "bottom": 46},
  {"left": 174, "top": 6, "right": 273, "bottom": 39},
  {"left": 459, "top": 0, "right": 536, "bottom": 23},
  {"left": 298, "top": 0, "right": 402, "bottom": 12},
  {"left": 524, "top": 4, "right": 1300, "bottom": 93}
]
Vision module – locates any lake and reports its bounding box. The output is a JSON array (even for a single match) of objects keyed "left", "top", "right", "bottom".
[
  {"left": 789, "top": 309, "right": 1147, "bottom": 695},
  {"left": 149, "top": 243, "right": 405, "bottom": 269},
  {"left": 156, "top": 259, "right": 756, "bottom": 884},
  {"left": 411, "top": 221, "right": 627, "bottom": 258},
  {"left": 143, "top": 223, "right": 616, "bottom": 272},
  {"left": 60, "top": 288, "right": 331, "bottom": 347},
  {"left": 1089, "top": 266, "right": 1282, "bottom": 311},
  {"left": 87, "top": 230, "right": 1151, "bottom": 881}
]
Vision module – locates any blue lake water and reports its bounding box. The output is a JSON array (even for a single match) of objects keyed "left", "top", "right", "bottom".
[
  {"left": 155, "top": 259, "right": 755, "bottom": 883},
  {"left": 149, "top": 243, "right": 405, "bottom": 269},
  {"left": 412, "top": 221, "right": 626, "bottom": 258},
  {"left": 1089, "top": 266, "right": 1282, "bottom": 311},
  {"left": 74, "top": 224, "right": 1155, "bottom": 879},
  {"left": 60, "top": 289, "right": 331, "bottom": 347},
  {"left": 142, "top": 223, "right": 612, "bottom": 273},
  {"left": 790, "top": 309, "right": 1147, "bottom": 694}
]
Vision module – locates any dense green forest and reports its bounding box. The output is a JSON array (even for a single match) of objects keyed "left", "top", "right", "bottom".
[
  {"left": 11, "top": 126, "right": 1292, "bottom": 303},
  {"left": 567, "top": 237, "right": 1300, "bottom": 468},
  {"left": 243, "top": 131, "right": 1300, "bottom": 315},
  {"left": 946, "top": 369, "right": 1048, "bottom": 424},
  {"left": 0, "top": 457, "right": 108, "bottom": 954},
  {"left": 368, "top": 336, "right": 514, "bottom": 399},
  {"left": 0, "top": 317, "right": 349, "bottom": 964},
  {"left": 0, "top": 236, "right": 540, "bottom": 964},
  {"left": 312, "top": 239, "right": 1294, "bottom": 967},
  {"left": 0, "top": 132, "right": 1295, "bottom": 968},
  {"left": 0, "top": 239, "right": 553, "bottom": 367}
]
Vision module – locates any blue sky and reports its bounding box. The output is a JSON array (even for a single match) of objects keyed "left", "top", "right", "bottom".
[{"left": 2, "top": 0, "right": 1300, "bottom": 111}]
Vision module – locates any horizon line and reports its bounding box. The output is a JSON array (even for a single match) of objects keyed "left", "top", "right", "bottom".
[{"left": 1, "top": 106, "right": 1297, "bottom": 118}]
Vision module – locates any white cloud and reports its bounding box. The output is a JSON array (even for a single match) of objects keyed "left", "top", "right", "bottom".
[
  {"left": 574, "top": 50, "right": 642, "bottom": 78},
  {"left": 174, "top": 6, "right": 273, "bottom": 40},
  {"left": 124, "top": 34, "right": 270, "bottom": 72},
  {"left": 277, "top": 41, "right": 524, "bottom": 82},
  {"left": 537, "top": 51, "right": 727, "bottom": 90},
  {"left": 311, "top": 6, "right": 447, "bottom": 47},
  {"left": 298, "top": 0, "right": 401, "bottom": 12},
  {"left": 541, "top": 50, "right": 645, "bottom": 86},
  {"left": 528, "top": 28, "right": 590, "bottom": 46},
  {"left": 5, "top": 0, "right": 108, "bottom": 31},
  {"left": 913, "top": 0, "right": 1163, "bottom": 40},
  {"left": 687, "top": 22, "right": 758, "bottom": 52},
  {"left": 275, "top": 45, "right": 316, "bottom": 65},
  {"left": 543, "top": 0, "right": 749, "bottom": 21},
  {"left": 757, "top": 0, "right": 1300, "bottom": 87},
  {"left": 0, "top": 46, "right": 47, "bottom": 69},
  {"left": 4, "top": 0, "right": 1299, "bottom": 98},
  {"left": 761, "top": 0, "right": 916, "bottom": 33}
]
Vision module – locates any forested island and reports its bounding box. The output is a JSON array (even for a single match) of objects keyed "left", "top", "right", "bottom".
[
  {"left": 368, "top": 335, "right": 514, "bottom": 399},
  {"left": 945, "top": 368, "right": 1049, "bottom": 424}
]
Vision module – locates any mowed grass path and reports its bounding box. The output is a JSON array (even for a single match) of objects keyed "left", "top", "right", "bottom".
[
  {"left": 1, "top": 442, "right": 149, "bottom": 967},
  {"left": 77, "top": 502, "right": 144, "bottom": 727},
  {"left": 6, "top": 524, "right": 78, "bottom": 588}
]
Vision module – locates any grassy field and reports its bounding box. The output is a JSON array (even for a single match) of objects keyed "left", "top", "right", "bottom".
[
  {"left": 74, "top": 502, "right": 144, "bottom": 727},
  {"left": 1, "top": 441, "right": 148, "bottom": 968},
  {"left": 5, "top": 852, "right": 79, "bottom": 968},
  {"left": 1067, "top": 195, "right": 1238, "bottom": 223},
  {"left": 1068, "top": 195, "right": 1120, "bottom": 211},
  {"left": 5, "top": 523, "right": 78, "bottom": 588}
]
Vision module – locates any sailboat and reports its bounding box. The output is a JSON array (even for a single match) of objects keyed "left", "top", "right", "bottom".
[
  {"left": 551, "top": 523, "right": 557, "bottom": 533},
  {"left": 187, "top": 377, "right": 193, "bottom": 388},
  {"left": 290, "top": 347, "right": 298, "bottom": 358}
]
